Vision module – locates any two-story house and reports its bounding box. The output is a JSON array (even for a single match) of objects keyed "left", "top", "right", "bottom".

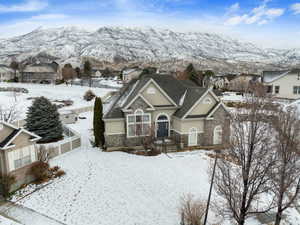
[
  {"left": 22, "top": 62, "right": 59, "bottom": 84},
  {"left": 0, "top": 122, "right": 40, "bottom": 192},
  {"left": 104, "top": 74, "right": 230, "bottom": 151},
  {"left": 263, "top": 69, "right": 300, "bottom": 99}
]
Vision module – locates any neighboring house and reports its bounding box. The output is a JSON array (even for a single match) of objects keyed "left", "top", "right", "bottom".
[
  {"left": 213, "top": 74, "right": 237, "bottom": 90},
  {"left": 122, "top": 68, "right": 142, "bottom": 83},
  {"left": 228, "top": 73, "right": 261, "bottom": 92},
  {"left": 104, "top": 74, "right": 230, "bottom": 151},
  {"left": 263, "top": 69, "right": 300, "bottom": 99},
  {"left": 22, "top": 62, "right": 59, "bottom": 83},
  {"left": 0, "top": 121, "right": 40, "bottom": 192},
  {"left": 0, "top": 65, "right": 15, "bottom": 82}
]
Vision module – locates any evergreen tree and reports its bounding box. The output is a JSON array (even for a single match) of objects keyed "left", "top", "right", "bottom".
[
  {"left": 185, "top": 63, "right": 198, "bottom": 83},
  {"left": 83, "top": 60, "right": 92, "bottom": 87},
  {"left": 93, "top": 97, "right": 105, "bottom": 148},
  {"left": 75, "top": 67, "right": 81, "bottom": 78},
  {"left": 9, "top": 60, "right": 19, "bottom": 82},
  {"left": 139, "top": 67, "right": 157, "bottom": 79},
  {"left": 203, "top": 70, "right": 215, "bottom": 87},
  {"left": 25, "top": 97, "right": 63, "bottom": 143}
]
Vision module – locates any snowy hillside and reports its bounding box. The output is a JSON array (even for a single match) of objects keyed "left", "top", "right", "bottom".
[{"left": 1, "top": 26, "right": 300, "bottom": 69}]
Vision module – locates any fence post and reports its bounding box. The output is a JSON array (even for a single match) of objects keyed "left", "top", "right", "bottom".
[{"left": 58, "top": 143, "right": 62, "bottom": 155}]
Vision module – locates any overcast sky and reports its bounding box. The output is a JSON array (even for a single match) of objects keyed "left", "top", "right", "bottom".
[{"left": 0, "top": 0, "right": 300, "bottom": 49}]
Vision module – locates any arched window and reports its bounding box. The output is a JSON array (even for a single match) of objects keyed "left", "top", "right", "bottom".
[
  {"left": 204, "top": 97, "right": 212, "bottom": 104},
  {"left": 156, "top": 114, "right": 170, "bottom": 138},
  {"left": 157, "top": 115, "right": 168, "bottom": 121},
  {"left": 127, "top": 109, "right": 151, "bottom": 137},
  {"left": 147, "top": 87, "right": 156, "bottom": 94},
  {"left": 213, "top": 125, "right": 223, "bottom": 145}
]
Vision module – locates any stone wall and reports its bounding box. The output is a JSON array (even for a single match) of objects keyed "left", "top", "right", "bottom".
[
  {"left": 171, "top": 130, "right": 204, "bottom": 148},
  {"left": 105, "top": 133, "right": 148, "bottom": 149},
  {"left": 203, "top": 106, "right": 230, "bottom": 146},
  {"left": 9, "top": 162, "right": 39, "bottom": 192}
]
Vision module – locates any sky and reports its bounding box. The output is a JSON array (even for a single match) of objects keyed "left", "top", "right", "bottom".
[{"left": 0, "top": 0, "right": 300, "bottom": 49}]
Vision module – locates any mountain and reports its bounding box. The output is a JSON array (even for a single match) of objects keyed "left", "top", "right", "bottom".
[{"left": 0, "top": 26, "right": 299, "bottom": 73}]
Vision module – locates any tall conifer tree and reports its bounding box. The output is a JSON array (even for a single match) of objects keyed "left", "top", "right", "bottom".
[{"left": 25, "top": 97, "right": 63, "bottom": 143}]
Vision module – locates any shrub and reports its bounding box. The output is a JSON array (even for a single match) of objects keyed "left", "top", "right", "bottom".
[
  {"left": 31, "top": 161, "right": 50, "bottom": 182},
  {"left": 0, "top": 174, "right": 16, "bottom": 198},
  {"left": 54, "top": 170, "right": 66, "bottom": 178},
  {"left": 83, "top": 90, "right": 96, "bottom": 101},
  {"left": 147, "top": 148, "right": 161, "bottom": 156},
  {"left": 179, "top": 194, "right": 206, "bottom": 225},
  {"left": 55, "top": 79, "right": 64, "bottom": 85}
]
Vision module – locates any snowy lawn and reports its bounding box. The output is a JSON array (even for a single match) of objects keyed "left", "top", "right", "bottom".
[
  {"left": 13, "top": 148, "right": 213, "bottom": 225},
  {"left": 6, "top": 110, "right": 300, "bottom": 225},
  {"left": 0, "top": 82, "right": 114, "bottom": 119},
  {"left": 0, "top": 215, "right": 21, "bottom": 225}
]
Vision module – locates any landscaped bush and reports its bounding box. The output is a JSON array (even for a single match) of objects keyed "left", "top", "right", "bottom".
[
  {"left": 0, "top": 174, "right": 16, "bottom": 198},
  {"left": 54, "top": 170, "right": 66, "bottom": 178},
  {"left": 83, "top": 90, "right": 96, "bottom": 101},
  {"left": 147, "top": 148, "right": 161, "bottom": 156},
  {"left": 31, "top": 161, "right": 50, "bottom": 182},
  {"left": 179, "top": 194, "right": 206, "bottom": 225}
]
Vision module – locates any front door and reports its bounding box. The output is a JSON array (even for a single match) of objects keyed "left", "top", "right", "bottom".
[{"left": 157, "top": 121, "right": 169, "bottom": 138}]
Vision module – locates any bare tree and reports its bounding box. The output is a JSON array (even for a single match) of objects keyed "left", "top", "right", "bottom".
[
  {"left": 179, "top": 194, "right": 206, "bottom": 225},
  {"left": 0, "top": 103, "right": 20, "bottom": 123},
  {"left": 270, "top": 106, "right": 300, "bottom": 225},
  {"left": 213, "top": 84, "right": 277, "bottom": 225}
]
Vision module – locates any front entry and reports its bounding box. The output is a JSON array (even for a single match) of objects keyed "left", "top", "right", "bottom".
[{"left": 156, "top": 115, "right": 169, "bottom": 138}]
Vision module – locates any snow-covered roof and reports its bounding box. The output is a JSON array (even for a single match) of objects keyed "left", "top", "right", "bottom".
[
  {"left": 0, "top": 65, "right": 13, "bottom": 73},
  {"left": 0, "top": 121, "right": 41, "bottom": 149},
  {"left": 263, "top": 70, "right": 290, "bottom": 83}
]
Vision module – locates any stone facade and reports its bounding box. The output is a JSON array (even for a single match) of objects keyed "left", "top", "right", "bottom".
[
  {"left": 9, "top": 162, "right": 38, "bottom": 192},
  {"left": 203, "top": 107, "right": 230, "bottom": 146}
]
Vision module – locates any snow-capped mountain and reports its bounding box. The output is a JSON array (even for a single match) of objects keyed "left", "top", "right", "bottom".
[{"left": 0, "top": 26, "right": 299, "bottom": 71}]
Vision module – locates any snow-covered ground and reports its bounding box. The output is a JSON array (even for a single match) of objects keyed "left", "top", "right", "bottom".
[
  {"left": 3, "top": 111, "right": 298, "bottom": 225},
  {"left": 0, "top": 215, "right": 21, "bottom": 225},
  {"left": 0, "top": 82, "right": 115, "bottom": 119}
]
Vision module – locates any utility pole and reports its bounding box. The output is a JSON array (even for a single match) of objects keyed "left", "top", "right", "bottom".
[{"left": 203, "top": 150, "right": 219, "bottom": 225}]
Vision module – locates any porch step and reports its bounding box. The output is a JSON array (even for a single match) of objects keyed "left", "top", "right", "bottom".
[{"left": 154, "top": 139, "right": 179, "bottom": 153}]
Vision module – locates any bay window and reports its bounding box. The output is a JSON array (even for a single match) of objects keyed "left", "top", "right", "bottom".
[{"left": 127, "top": 109, "right": 151, "bottom": 137}]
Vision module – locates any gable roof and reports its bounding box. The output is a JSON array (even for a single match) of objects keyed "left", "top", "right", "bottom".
[
  {"left": 174, "top": 87, "right": 207, "bottom": 118},
  {"left": 0, "top": 122, "right": 41, "bottom": 150},
  {"left": 104, "top": 74, "right": 220, "bottom": 120},
  {"left": 262, "top": 70, "right": 290, "bottom": 83},
  {"left": 262, "top": 69, "right": 300, "bottom": 83},
  {"left": 23, "top": 62, "right": 58, "bottom": 73}
]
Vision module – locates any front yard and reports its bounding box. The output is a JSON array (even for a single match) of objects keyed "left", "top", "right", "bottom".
[{"left": 10, "top": 148, "right": 212, "bottom": 225}]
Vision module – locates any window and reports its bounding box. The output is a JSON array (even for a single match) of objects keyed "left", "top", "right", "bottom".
[
  {"left": 13, "top": 147, "right": 32, "bottom": 170},
  {"left": 127, "top": 109, "right": 151, "bottom": 137},
  {"left": 203, "top": 97, "right": 212, "bottom": 104},
  {"left": 266, "top": 85, "right": 273, "bottom": 93},
  {"left": 275, "top": 86, "right": 280, "bottom": 94},
  {"left": 293, "top": 86, "right": 300, "bottom": 95},
  {"left": 147, "top": 87, "right": 156, "bottom": 94},
  {"left": 213, "top": 125, "right": 223, "bottom": 145}
]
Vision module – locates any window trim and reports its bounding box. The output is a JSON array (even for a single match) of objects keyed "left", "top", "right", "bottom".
[
  {"left": 126, "top": 109, "right": 151, "bottom": 138},
  {"left": 213, "top": 125, "right": 223, "bottom": 145},
  {"left": 275, "top": 86, "right": 280, "bottom": 94},
  {"left": 155, "top": 113, "right": 170, "bottom": 138},
  {"left": 293, "top": 86, "right": 300, "bottom": 95},
  {"left": 147, "top": 87, "right": 156, "bottom": 94},
  {"left": 188, "top": 127, "right": 198, "bottom": 146},
  {"left": 203, "top": 97, "right": 213, "bottom": 104},
  {"left": 13, "top": 147, "right": 32, "bottom": 170}
]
